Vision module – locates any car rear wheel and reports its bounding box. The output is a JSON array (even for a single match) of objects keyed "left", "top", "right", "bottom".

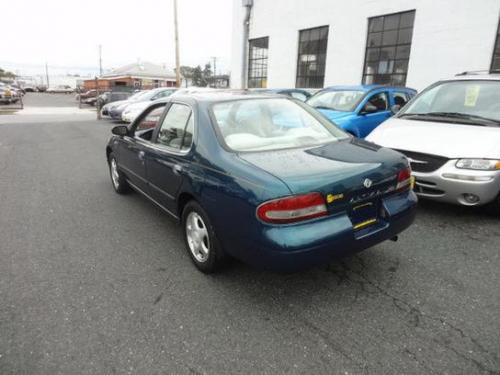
[
  {"left": 108, "top": 153, "right": 130, "bottom": 194},
  {"left": 182, "top": 201, "right": 226, "bottom": 273}
]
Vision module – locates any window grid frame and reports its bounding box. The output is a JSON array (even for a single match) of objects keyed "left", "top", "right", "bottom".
[
  {"left": 248, "top": 37, "right": 269, "bottom": 89},
  {"left": 362, "top": 10, "right": 416, "bottom": 86},
  {"left": 491, "top": 17, "right": 500, "bottom": 72},
  {"left": 295, "top": 25, "right": 329, "bottom": 89}
]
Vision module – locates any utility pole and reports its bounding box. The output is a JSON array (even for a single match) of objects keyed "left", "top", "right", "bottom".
[
  {"left": 173, "top": 0, "right": 181, "bottom": 88},
  {"left": 99, "top": 44, "right": 103, "bottom": 76},
  {"left": 211, "top": 56, "right": 217, "bottom": 88},
  {"left": 45, "top": 62, "right": 50, "bottom": 88}
]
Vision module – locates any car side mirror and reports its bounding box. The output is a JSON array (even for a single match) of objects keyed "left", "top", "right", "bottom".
[
  {"left": 112, "top": 125, "right": 129, "bottom": 136},
  {"left": 391, "top": 104, "right": 401, "bottom": 114},
  {"left": 361, "top": 102, "right": 378, "bottom": 115}
]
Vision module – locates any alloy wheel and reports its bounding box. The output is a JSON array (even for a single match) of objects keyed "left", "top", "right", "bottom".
[
  {"left": 110, "top": 158, "right": 120, "bottom": 189},
  {"left": 185, "top": 212, "right": 210, "bottom": 262}
]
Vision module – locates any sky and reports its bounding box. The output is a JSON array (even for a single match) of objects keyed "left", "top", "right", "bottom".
[{"left": 1, "top": 0, "right": 233, "bottom": 78}]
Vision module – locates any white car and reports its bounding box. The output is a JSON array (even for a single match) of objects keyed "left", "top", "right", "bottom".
[
  {"left": 120, "top": 88, "right": 177, "bottom": 122},
  {"left": 121, "top": 101, "right": 150, "bottom": 123},
  {"left": 46, "top": 85, "right": 74, "bottom": 94},
  {"left": 366, "top": 72, "right": 500, "bottom": 211}
]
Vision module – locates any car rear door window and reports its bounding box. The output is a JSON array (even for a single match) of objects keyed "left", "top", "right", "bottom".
[{"left": 157, "top": 103, "right": 193, "bottom": 150}]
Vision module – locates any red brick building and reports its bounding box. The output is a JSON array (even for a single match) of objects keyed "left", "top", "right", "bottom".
[{"left": 84, "top": 62, "right": 176, "bottom": 91}]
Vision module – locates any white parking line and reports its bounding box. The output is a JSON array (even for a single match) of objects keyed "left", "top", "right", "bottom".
[{"left": 16, "top": 107, "right": 95, "bottom": 115}]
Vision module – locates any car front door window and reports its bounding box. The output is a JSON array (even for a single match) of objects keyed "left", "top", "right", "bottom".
[
  {"left": 157, "top": 103, "right": 193, "bottom": 150},
  {"left": 365, "top": 92, "right": 389, "bottom": 112},
  {"left": 134, "top": 105, "right": 166, "bottom": 141},
  {"left": 393, "top": 92, "right": 409, "bottom": 107}
]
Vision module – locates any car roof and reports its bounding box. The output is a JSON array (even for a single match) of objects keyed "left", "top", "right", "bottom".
[
  {"left": 321, "top": 84, "right": 415, "bottom": 92},
  {"left": 441, "top": 72, "right": 500, "bottom": 82},
  {"left": 151, "top": 90, "right": 285, "bottom": 105}
]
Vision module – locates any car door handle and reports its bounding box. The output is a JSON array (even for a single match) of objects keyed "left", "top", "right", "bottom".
[
  {"left": 138, "top": 151, "right": 145, "bottom": 161},
  {"left": 172, "top": 164, "right": 183, "bottom": 175}
]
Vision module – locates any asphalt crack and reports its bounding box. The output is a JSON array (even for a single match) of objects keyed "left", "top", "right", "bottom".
[{"left": 325, "top": 258, "right": 500, "bottom": 374}]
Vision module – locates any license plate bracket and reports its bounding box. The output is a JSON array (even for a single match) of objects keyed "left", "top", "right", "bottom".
[{"left": 350, "top": 201, "right": 379, "bottom": 230}]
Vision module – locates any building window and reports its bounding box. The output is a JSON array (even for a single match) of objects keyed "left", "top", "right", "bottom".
[
  {"left": 296, "top": 26, "right": 329, "bottom": 88},
  {"left": 492, "top": 18, "right": 500, "bottom": 71},
  {"left": 248, "top": 37, "right": 269, "bottom": 88},
  {"left": 363, "top": 10, "right": 415, "bottom": 86}
]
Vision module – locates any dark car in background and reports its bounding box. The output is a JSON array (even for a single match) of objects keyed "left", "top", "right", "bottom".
[
  {"left": 307, "top": 85, "right": 416, "bottom": 137},
  {"left": 107, "top": 88, "right": 175, "bottom": 120},
  {"left": 76, "top": 89, "right": 98, "bottom": 101},
  {"left": 106, "top": 92, "right": 417, "bottom": 273},
  {"left": 94, "top": 91, "right": 132, "bottom": 108}
]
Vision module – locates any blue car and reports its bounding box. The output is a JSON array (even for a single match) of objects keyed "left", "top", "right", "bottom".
[
  {"left": 307, "top": 85, "right": 417, "bottom": 138},
  {"left": 106, "top": 92, "right": 417, "bottom": 273}
]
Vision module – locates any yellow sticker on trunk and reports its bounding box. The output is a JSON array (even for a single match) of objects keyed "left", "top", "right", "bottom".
[
  {"left": 464, "top": 85, "right": 480, "bottom": 107},
  {"left": 327, "top": 193, "right": 344, "bottom": 203}
]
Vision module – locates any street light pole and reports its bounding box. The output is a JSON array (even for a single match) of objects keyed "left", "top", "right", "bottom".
[
  {"left": 173, "top": 0, "right": 181, "bottom": 88},
  {"left": 45, "top": 62, "right": 50, "bottom": 88},
  {"left": 99, "top": 44, "right": 103, "bottom": 76},
  {"left": 212, "top": 56, "right": 217, "bottom": 88}
]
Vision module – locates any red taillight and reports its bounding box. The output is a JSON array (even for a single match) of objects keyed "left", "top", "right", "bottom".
[
  {"left": 396, "top": 166, "right": 412, "bottom": 191},
  {"left": 257, "top": 192, "right": 327, "bottom": 224}
]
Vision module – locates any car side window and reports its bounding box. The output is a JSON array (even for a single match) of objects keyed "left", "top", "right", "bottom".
[
  {"left": 157, "top": 103, "right": 193, "bottom": 150},
  {"left": 366, "top": 92, "right": 389, "bottom": 112},
  {"left": 152, "top": 90, "right": 173, "bottom": 100},
  {"left": 393, "top": 92, "right": 409, "bottom": 107},
  {"left": 134, "top": 105, "right": 166, "bottom": 140}
]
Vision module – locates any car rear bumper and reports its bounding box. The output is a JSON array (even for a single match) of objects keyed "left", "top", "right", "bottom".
[
  {"left": 232, "top": 190, "right": 417, "bottom": 272},
  {"left": 412, "top": 160, "right": 500, "bottom": 206}
]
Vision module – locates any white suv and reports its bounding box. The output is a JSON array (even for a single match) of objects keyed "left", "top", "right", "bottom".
[{"left": 367, "top": 72, "right": 500, "bottom": 211}]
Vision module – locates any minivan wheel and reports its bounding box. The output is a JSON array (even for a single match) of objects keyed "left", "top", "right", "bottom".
[
  {"left": 108, "top": 153, "right": 130, "bottom": 194},
  {"left": 182, "top": 201, "right": 226, "bottom": 273}
]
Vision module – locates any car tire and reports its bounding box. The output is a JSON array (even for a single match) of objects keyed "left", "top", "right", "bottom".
[
  {"left": 108, "top": 153, "right": 130, "bottom": 194},
  {"left": 486, "top": 193, "right": 500, "bottom": 216},
  {"left": 182, "top": 200, "right": 226, "bottom": 273}
]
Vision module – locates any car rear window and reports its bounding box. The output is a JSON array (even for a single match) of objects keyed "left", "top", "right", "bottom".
[{"left": 211, "top": 98, "right": 347, "bottom": 152}]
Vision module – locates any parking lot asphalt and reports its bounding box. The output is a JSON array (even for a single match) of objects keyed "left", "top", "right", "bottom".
[{"left": 0, "top": 97, "right": 499, "bottom": 375}]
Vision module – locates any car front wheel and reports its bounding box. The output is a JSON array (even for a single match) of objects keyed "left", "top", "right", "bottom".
[
  {"left": 486, "top": 192, "right": 500, "bottom": 216},
  {"left": 108, "top": 153, "right": 130, "bottom": 194},
  {"left": 182, "top": 201, "right": 226, "bottom": 273}
]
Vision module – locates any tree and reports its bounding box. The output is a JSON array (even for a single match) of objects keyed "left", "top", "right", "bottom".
[
  {"left": 191, "top": 65, "right": 205, "bottom": 87},
  {"left": 177, "top": 63, "right": 213, "bottom": 87},
  {"left": 0, "top": 68, "right": 16, "bottom": 78},
  {"left": 202, "top": 63, "right": 212, "bottom": 86},
  {"left": 178, "top": 66, "right": 194, "bottom": 87}
]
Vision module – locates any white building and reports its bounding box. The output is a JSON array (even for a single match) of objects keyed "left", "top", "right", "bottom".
[{"left": 230, "top": 0, "right": 500, "bottom": 91}]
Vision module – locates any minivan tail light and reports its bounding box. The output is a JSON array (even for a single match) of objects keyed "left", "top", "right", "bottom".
[
  {"left": 396, "top": 167, "right": 412, "bottom": 191},
  {"left": 257, "top": 193, "right": 327, "bottom": 224}
]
